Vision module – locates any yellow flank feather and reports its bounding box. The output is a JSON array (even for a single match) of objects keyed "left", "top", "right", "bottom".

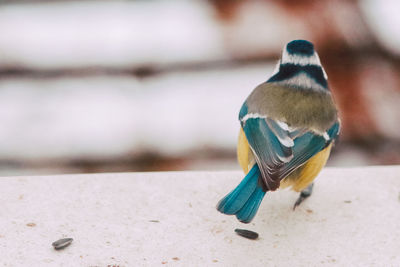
[
  {"left": 280, "top": 143, "right": 332, "bottom": 192},
  {"left": 237, "top": 128, "right": 253, "bottom": 174},
  {"left": 237, "top": 127, "right": 333, "bottom": 192}
]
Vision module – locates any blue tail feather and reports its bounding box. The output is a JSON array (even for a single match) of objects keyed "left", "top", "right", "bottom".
[
  {"left": 217, "top": 165, "right": 266, "bottom": 223},
  {"left": 236, "top": 187, "right": 266, "bottom": 223}
]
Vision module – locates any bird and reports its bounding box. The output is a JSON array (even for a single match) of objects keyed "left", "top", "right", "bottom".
[{"left": 217, "top": 40, "right": 340, "bottom": 223}]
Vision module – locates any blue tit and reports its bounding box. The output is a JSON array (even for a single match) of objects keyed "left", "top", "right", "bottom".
[{"left": 217, "top": 40, "right": 340, "bottom": 223}]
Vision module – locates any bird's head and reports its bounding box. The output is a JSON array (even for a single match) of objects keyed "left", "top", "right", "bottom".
[
  {"left": 269, "top": 40, "right": 329, "bottom": 90},
  {"left": 281, "top": 40, "right": 320, "bottom": 66}
]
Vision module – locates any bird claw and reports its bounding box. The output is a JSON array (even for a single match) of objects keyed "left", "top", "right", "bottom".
[
  {"left": 293, "top": 196, "right": 305, "bottom": 210},
  {"left": 293, "top": 183, "right": 314, "bottom": 210}
]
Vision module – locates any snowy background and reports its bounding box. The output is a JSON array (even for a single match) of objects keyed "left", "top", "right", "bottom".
[{"left": 0, "top": 0, "right": 399, "bottom": 175}]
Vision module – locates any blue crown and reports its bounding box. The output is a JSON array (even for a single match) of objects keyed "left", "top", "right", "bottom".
[{"left": 286, "top": 40, "right": 314, "bottom": 56}]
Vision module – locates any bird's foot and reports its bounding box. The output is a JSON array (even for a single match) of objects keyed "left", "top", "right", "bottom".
[{"left": 293, "top": 183, "right": 314, "bottom": 210}]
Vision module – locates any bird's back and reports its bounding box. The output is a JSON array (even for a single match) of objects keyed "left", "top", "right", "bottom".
[{"left": 244, "top": 82, "right": 337, "bottom": 133}]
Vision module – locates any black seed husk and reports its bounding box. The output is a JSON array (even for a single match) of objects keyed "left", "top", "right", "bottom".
[
  {"left": 52, "top": 238, "right": 73, "bottom": 250},
  {"left": 234, "top": 228, "right": 259, "bottom": 240}
]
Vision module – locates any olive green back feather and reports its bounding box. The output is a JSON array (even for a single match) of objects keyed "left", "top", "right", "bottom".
[{"left": 245, "top": 83, "right": 337, "bottom": 132}]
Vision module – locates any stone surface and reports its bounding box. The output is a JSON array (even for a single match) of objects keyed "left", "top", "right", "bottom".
[{"left": 0, "top": 166, "right": 399, "bottom": 266}]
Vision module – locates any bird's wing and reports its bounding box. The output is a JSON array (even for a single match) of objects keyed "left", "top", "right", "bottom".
[
  {"left": 281, "top": 121, "right": 339, "bottom": 178},
  {"left": 240, "top": 115, "right": 340, "bottom": 191}
]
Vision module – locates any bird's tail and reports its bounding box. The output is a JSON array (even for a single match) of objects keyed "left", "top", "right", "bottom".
[{"left": 216, "top": 164, "right": 266, "bottom": 223}]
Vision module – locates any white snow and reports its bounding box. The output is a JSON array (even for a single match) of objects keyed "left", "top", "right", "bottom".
[
  {"left": 361, "top": 0, "right": 400, "bottom": 55},
  {"left": 0, "top": 0, "right": 227, "bottom": 69},
  {"left": 0, "top": 64, "right": 274, "bottom": 160}
]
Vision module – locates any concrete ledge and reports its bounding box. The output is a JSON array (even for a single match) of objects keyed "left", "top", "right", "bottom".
[{"left": 1, "top": 166, "right": 399, "bottom": 266}]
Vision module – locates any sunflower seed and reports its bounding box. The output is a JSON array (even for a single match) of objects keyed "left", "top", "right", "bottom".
[
  {"left": 234, "top": 228, "right": 259, "bottom": 240},
  {"left": 52, "top": 238, "right": 73, "bottom": 250}
]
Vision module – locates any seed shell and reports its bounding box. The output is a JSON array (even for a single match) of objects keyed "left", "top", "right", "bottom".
[
  {"left": 234, "top": 228, "right": 259, "bottom": 240},
  {"left": 52, "top": 238, "right": 73, "bottom": 250}
]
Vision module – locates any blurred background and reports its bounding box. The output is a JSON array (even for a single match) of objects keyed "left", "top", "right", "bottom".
[{"left": 0, "top": 0, "right": 399, "bottom": 176}]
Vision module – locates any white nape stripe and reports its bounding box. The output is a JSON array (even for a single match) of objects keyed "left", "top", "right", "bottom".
[
  {"left": 241, "top": 113, "right": 267, "bottom": 122},
  {"left": 281, "top": 49, "right": 328, "bottom": 80},
  {"left": 275, "top": 73, "right": 328, "bottom": 92},
  {"left": 281, "top": 48, "right": 322, "bottom": 66}
]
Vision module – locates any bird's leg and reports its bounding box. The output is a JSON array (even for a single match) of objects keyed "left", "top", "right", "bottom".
[{"left": 293, "top": 183, "right": 314, "bottom": 210}]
